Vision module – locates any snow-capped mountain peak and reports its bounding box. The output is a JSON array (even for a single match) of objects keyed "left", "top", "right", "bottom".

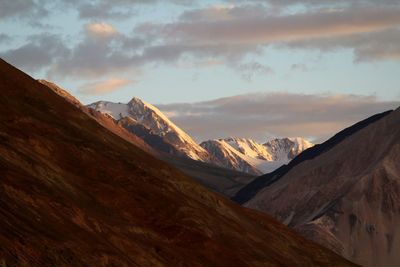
[{"left": 88, "top": 98, "right": 209, "bottom": 162}]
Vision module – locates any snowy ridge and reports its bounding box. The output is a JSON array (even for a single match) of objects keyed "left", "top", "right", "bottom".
[
  {"left": 200, "top": 139, "right": 262, "bottom": 175},
  {"left": 88, "top": 98, "right": 209, "bottom": 162},
  {"left": 201, "top": 137, "right": 313, "bottom": 174},
  {"left": 224, "top": 137, "right": 273, "bottom": 161},
  {"left": 264, "top": 137, "right": 313, "bottom": 161}
]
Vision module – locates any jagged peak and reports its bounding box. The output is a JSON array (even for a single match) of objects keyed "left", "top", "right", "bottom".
[
  {"left": 88, "top": 96, "right": 209, "bottom": 162},
  {"left": 128, "top": 96, "right": 174, "bottom": 124}
]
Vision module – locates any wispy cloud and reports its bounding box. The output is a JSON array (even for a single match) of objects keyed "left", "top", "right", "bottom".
[
  {"left": 78, "top": 78, "right": 133, "bottom": 95},
  {"left": 139, "top": 5, "right": 400, "bottom": 62},
  {"left": 233, "top": 62, "right": 273, "bottom": 81},
  {"left": 157, "top": 93, "right": 399, "bottom": 142}
]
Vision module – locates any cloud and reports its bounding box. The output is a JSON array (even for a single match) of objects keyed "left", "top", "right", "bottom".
[
  {"left": 228, "top": 0, "right": 399, "bottom": 8},
  {"left": 290, "top": 63, "right": 308, "bottom": 72},
  {"left": 154, "top": 6, "right": 400, "bottom": 45},
  {"left": 0, "top": 34, "right": 69, "bottom": 72},
  {"left": 0, "top": 34, "right": 12, "bottom": 44},
  {"left": 285, "top": 28, "right": 400, "bottom": 62},
  {"left": 78, "top": 78, "right": 133, "bottom": 95},
  {"left": 0, "top": 0, "right": 47, "bottom": 20},
  {"left": 233, "top": 62, "right": 273, "bottom": 81},
  {"left": 179, "top": 4, "right": 269, "bottom": 22},
  {"left": 157, "top": 93, "right": 398, "bottom": 142},
  {"left": 85, "top": 22, "right": 118, "bottom": 38},
  {"left": 73, "top": 0, "right": 196, "bottom": 20},
  {"left": 46, "top": 24, "right": 139, "bottom": 78},
  {"left": 130, "top": 4, "right": 400, "bottom": 65}
]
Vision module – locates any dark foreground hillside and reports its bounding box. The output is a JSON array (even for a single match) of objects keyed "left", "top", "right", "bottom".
[{"left": 0, "top": 59, "right": 355, "bottom": 266}]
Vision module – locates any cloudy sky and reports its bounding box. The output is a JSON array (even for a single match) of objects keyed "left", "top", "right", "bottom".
[{"left": 0, "top": 0, "right": 399, "bottom": 142}]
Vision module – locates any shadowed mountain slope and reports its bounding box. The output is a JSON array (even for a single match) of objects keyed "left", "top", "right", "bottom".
[
  {"left": 244, "top": 108, "right": 400, "bottom": 267},
  {"left": 162, "top": 155, "right": 257, "bottom": 197},
  {"left": 0, "top": 59, "right": 356, "bottom": 266},
  {"left": 233, "top": 110, "right": 392, "bottom": 204}
]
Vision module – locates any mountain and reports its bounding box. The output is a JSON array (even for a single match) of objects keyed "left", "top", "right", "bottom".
[
  {"left": 264, "top": 137, "right": 314, "bottom": 161},
  {"left": 200, "top": 139, "right": 264, "bottom": 175},
  {"left": 0, "top": 59, "right": 356, "bottom": 266},
  {"left": 88, "top": 99, "right": 210, "bottom": 162},
  {"left": 38, "top": 80, "right": 154, "bottom": 156},
  {"left": 117, "top": 116, "right": 181, "bottom": 156},
  {"left": 88, "top": 98, "right": 313, "bottom": 175},
  {"left": 38, "top": 79, "right": 82, "bottom": 108},
  {"left": 39, "top": 80, "right": 255, "bottom": 197},
  {"left": 201, "top": 137, "right": 313, "bottom": 175},
  {"left": 233, "top": 110, "right": 392, "bottom": 204},
  {"left": 224, "top": 137, "right": 274, "bottom": 161},
  {"left": 240, "top": 109, "right": 399, "bottom": 267},
  {"left": 162, "top": 155, "right": 257, "bottom": 197}
]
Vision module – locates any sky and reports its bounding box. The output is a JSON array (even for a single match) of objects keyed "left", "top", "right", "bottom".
[{"left": 0, "top": 0, "right": 399, "bottom": 142}]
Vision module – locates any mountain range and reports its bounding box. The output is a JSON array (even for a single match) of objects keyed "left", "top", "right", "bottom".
[
  {"left": 88, "top": 99, "right": 312, "bottom": 175},
  {"left": 0, "top": 59, "right": 356, "bottom": 266}
]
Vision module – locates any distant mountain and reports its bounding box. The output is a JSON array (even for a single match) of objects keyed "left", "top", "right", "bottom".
[
  {"left": 201, "top": 137, "right": 313, "bottom": 175},
  {"left": 88, "top": 98, "right": 210, "bottom": 162},
  {"left": 117, "top": 116, "right": 181, "bottom": 156},
  {"left": 88, "top": 98, "right": 313, "bottom": 175},
  {"left": 240, "top": 109, "right": 399, "bottom": 267},
  {"left": 201, "top": 139, "right": 264, "bottom": 175},
  {"left": 264, "top": 137, "right": 314, "bottom": 161},
  {"left": 225, "top": 137, "right": 273, "bottom": 161},
  {"left": 0, "top": 59, "right": 356, "bottom": 267}
]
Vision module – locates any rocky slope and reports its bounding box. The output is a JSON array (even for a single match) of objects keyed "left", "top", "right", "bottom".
[
  {"left": 242, "top": 109, "right": 399, "bottom": 267},
  {"left": 0, "top": 59, "right": 356, "bottom": 266}
]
